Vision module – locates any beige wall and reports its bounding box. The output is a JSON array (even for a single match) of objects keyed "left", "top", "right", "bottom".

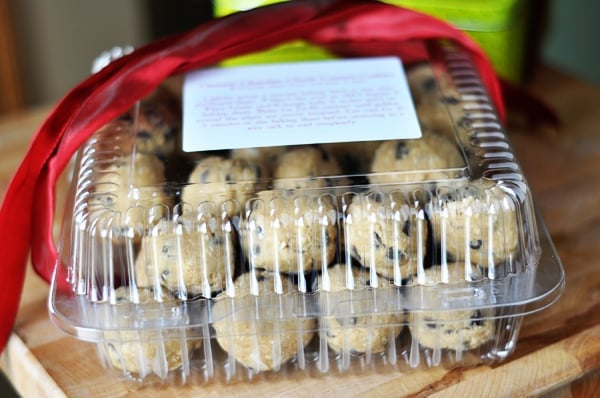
[{"left": 9, "top": 0, "right": 150, "bottom": 107}]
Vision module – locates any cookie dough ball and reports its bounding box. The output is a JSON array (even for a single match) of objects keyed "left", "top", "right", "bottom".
[
  {"left": 319, "top": 264, "right": 404, "bottom": 354},
  {"left": 134, "top": 216, "right": 235, "bottom": 299},
  {"left": 212, "top": 272, "right": 316, "bottom": 371},
  {"left": 272, "top": 146, "right": 343, "bottom": 190},
  {"left": 431, "top": 180, "right": 519, "bottom": 269},
  {"left": 415, "top": 94, "right": 461, "bottom": 136},
  {"left": 407, "top": 63, "right": 472, "bottom": 137},
  {"left": 406, "top": 63, "right": 439, "bottom": 105},
  {"left": 240, "top": 190, "right": 338, "bottom": 274},
  {"left": 369, "top": 131, "right": 464, "bottom": 184},
  {"left": 88, "top": 153, "right": 172, "bottom": 230},
  {"left": 408, "top": 263, "right": 495, "bottom": 350},
  {"left": 102, "top": 286, "right": 201, "bottom": 376},
  {"left": 344, "top": 191, "right": 428, "bottom": 283},
  {"left": 230, "top": 145, "right": 287, "bottom": 178},
  {"left": 119, "top": 86, "right": 181, "bottom": 159},
  {"left": 181, "top": 156, "right": 262, "bottom": 212}
]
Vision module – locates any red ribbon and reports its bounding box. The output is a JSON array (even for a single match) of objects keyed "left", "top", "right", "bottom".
[{"left": 0, "top": 0, "right": 504, "bottom": 351}]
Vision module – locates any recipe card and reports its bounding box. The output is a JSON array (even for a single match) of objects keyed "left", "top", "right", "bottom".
[{"left": 182, "top": 56, "right": 422, "bottom": 152}]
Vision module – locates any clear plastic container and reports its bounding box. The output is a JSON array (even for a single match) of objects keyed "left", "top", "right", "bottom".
[{"left": 49, "top": 40, "right": 564, "bottom": 385}]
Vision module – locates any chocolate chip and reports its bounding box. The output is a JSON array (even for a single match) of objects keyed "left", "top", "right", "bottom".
[
  {"left": 200, "top": 169, "right": 210, "bottom": 183},
  {"left": 395, "top": 142, "right": 410, "bottom": 159},
  {"left": 99, "top": 194, "right": 114, "bottom": 205},
  {"left": 422, "top": 77, "right": 436, "bottom": 92},
  {"left": 137, "top": 130, "right": 152, "bottom": 140},
  {"left": 470, "top": 310, "right": 483, "bottom": 327},
  {"left": 324, "top": 230, "right": 332, "bottom": 244},
  {"left": 469, "top": 239, "right": 483, "bottom": 250},
  {"left": 351, "top": 245, "right": 361, "bottom": 260},
  {"left": 386, "top": 248, "right": 406, "bottom": 262},
  {"left": 424, "top": 317, "right": 437, "bottom": 329},
  {"left": 372, "top": 192, "right": 384, "bottom": 203},
  {"left": 373, "top": 232, "right": 383, "bottom": 249},
  {"left": 214, "top": 237, "right": 224, "bottom": 246},
  {"left": 164, "top": 127, "right": 177, "bottom": 141},
  {"left": 225, "top": 173, "right": 232, "bottom": 182},
  {"left": 118, "top": 113, "right": 133, "bottom": 123},
  {"left": 442, "top": 96, "right": 460, "bottom": 106},
  {"left": 402, "top": 220, "right": 410, "bottom": 236}
]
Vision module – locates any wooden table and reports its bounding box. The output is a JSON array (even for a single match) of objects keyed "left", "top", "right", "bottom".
[{"left": 0, "top": 66, "right": 598, "bottom": 397}]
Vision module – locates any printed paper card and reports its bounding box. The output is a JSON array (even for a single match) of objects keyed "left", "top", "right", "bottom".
[{"left": 182, "top": 57, "right": 421, "bottom": 152}]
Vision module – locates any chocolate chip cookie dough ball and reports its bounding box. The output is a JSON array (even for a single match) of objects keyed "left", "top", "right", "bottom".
[
  {"left": 87, "top": 153, "right": 172, "bottom": 231},
  {"left": 134, "top": 215, "right": 236, "bottom": 299},
  {"left": 369, "top": 131, "right": 464, "bottom": 184},
  {"left": 406, "top": 63, "right": 439, "bottom": 105},
  {"left": 431, "top": 180, "right": 519, "bottom": 270},
  {"left": 118, "top": 86, "right": 181, "bottom": 159},
  {"left": 212, "top": 272, "right": 317, "bottom": 371},
  {"left": 408, "top": 263, "right": 495, "bottom": 350},
  {"left": 240, "top": 190, "right": 338, "bottom": 274},
  {"left": 343, "top": 191, "right": 428, "bottom": 283},
  {"left": 181, "top": 156, "right": 262, "bottom": 212},
  {"left": 230, "top": 145, "right": 287, "bottom": 178},
  {"left": 407, "top": 63, "right": 466, "bottom": 136},
  {"left": 102, "top": 286, "right": 201, "bottom": 376},
  {"left": 272, "top": 146, "right": 343, "bottom": 190},
  {"left": 318, "top": 264, "right": 404, "bottom": 354}
]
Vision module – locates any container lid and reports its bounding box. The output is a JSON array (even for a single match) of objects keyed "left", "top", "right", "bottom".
[{"left": 49, "top": 39, "right": 563, "bottom": 342}]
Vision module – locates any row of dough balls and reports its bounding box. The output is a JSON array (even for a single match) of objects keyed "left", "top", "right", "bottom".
[
  {"left": 132, "top": 180, "right": 519, "bottom": 299},
  {"left": 104, "top": 262, "right": 496, "bottom": 375},
  {"left": 183, "top": 127, "right": 465, "bottom": 200},
  {"left": 87, "top": 114, "right": 466, "bottom": 239}
]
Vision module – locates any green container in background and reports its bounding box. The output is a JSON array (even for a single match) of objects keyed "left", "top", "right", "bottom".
[
  {"left": 383, "top": 0, "right": 531, "bottom": 82},
  {"left": 213, "top": 0, "right": 531, "bottom": 82}
]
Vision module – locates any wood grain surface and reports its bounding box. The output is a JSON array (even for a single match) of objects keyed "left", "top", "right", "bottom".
[{"left": 0, "top": 67, "right": 599, "bottom": 397}]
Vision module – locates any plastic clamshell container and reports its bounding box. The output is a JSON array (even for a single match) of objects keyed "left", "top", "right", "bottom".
[{"left": 49, "top": 40, "right": 564, "bottom": 385}]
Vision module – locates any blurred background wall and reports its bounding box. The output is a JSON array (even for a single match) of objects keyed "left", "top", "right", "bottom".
[
  {"left": 542, "top": 0, "right": 600, "bottom": 87},
  {"left": 5, "top": 0, "right": 212, "bottom": 109}
]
